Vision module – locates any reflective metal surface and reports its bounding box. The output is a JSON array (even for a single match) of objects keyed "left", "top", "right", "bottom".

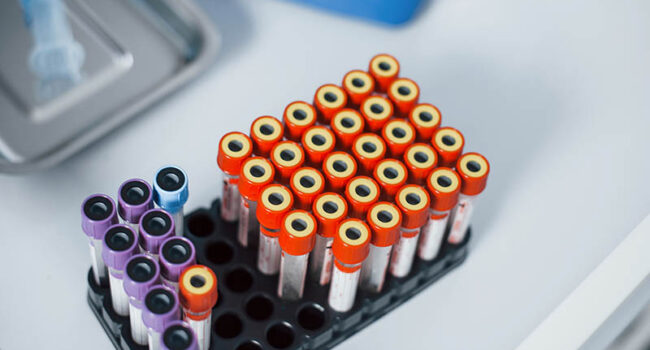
[{"left": 0, "top": 0, "right": 219, "bottom": 172}]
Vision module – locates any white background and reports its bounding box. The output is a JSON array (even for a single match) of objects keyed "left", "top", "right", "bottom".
[{"left": 1, "top": 0, "right": 649, "bottom": 349}]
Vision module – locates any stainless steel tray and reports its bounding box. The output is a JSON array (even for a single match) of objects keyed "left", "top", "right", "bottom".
[{"left": 0, "top": 0, "right": 219, "bottom": 173}]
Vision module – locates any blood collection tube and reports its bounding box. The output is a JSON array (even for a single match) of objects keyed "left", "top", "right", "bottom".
[
  {"left": 381, "top": 119, "right": 416, "bottom": 158},
  {"left": 179, "top": 265, "right": 218, "bottom": 350},
  {"left": 310, "top": 193, "right": 348, "bottom": 285},
  {"left": 81, "top": 194, "right": 119, "bottom": 286},
  {"left": 250, "top": 115, "right": 284, "bottom": 157},
  {"left": 313, "top": 84, "right": 347, "bottom": 123},
  {"left": 270, "top": 140, "right": 305, "bottom": 184},
  {"left": 289, "top": 167, "right": 325, "bottom": 210},
  {"left": 217, "top": 132, "right": 253, "bottom": 222},
  {"left": 409, "top": 103, "right": 441, "bottom": 142},
  {"left": 360, "top": 96, "right": 393, "bottom": 133},
  {"left": 403, "top": 143, "right": 438, "bottom": 185},
  {"left": 359, "top": 202, "right": 401, "bottom": 293},
  {"left": 123, "top": 254, "right": 161, "bottom": 346},
  {"left": 387, "top": 78, "right": 420, "bottom": 117},
  {"left": 102, "top": 224, "right": 139, "bottom": 316},
  {"left": 368, "top": 53, "right": 400, "bottom": 93},
  {"left": 342, "top": 70, "right": 375, "bottom": 107},
  {"left": 139, "top": 209, "right": 175, "bottom": 260},
  {"left": 345, "top": 176, "right": 380, "bottom": 219},
  {"left": 373, "top": 159, "right": 408, "bottom": 201},
  {"left": 153, "top": 166, "right": 189, "bottom": 236},
  {"left": 352, "top": 133, "right": 386, "bottom": 175},
  {"left": 283, "top": 101, "right": 317, "bottom": 142},
  {"left": 237, "top": 157, "right": 275, "bottom": 247},
  {"left": 159, "top": 236, "right": 196, "bottom": 294},
  {"left": 301, "top": 126, "right": 336, "bottom": 167},
  {"left": 118, "top": 179, "right": 154, "bottom": 231},
  {"left": 161, "top": 321, "right": 198, "bottom": 350},
  {"left": 419, "top": 168, "right": 461, "bottom": 260},
  {"left": 390, "top": 185, "right": 430, "bottom": 278},
  {"left": 328, "top": 219, "right": 370, "bottom": 312},
  {"left": 322, "top": 152, "right": 357, "bottom": 192},
  {"left": 142, "top": 285, "right": 181, "bottom": 350},
  {"left": 278, "top": 210, "right": 317, "bottom": 300},
  {"left": 431, "top": 127, "right": 465, "bottom": 167},
  {"left": 447, "top": 152, "right": 490, "bottom": 244},
  {"left": 256, "top": 184, "right": 294, "bottom": 275},
  {"left": 330, "top": 109, "right": 365, "bottom": 150}
]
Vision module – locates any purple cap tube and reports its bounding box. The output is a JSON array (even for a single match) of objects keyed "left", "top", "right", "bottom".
[
  {"left": 123, "top": 255, "right": 161, "bottom": 304},
  {"left": 139, "top": 209, "right": 175, "bottom": 257},
  {"left": 123, "top": 254, "right": 161, "bottom": 345},
  {"left": 103, "top": 224, "right": 139, "bottom": 274},
  {"left": 161, "top": 321, "right": 199, "bottom": 350},
  {"left": 159, "top": 237, "right": 196, "bottom": 287},
  {"left": 118, "top": 179, "right": 154, "bottom": 227},
  {"left": 81, "top": 194, "right": 119, "bottom": 286},
  {"left": 81, "top": 194, "right": 118, "bottom": 240},
  {"left": 142, "top": 286, "right": 181, "bottom": 340},
  {"left": 102, "top": 224, "right": 139, "bottom": 317}
]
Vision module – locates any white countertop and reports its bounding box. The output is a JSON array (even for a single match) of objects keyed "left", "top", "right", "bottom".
[{"left": 1, "top": 0, "right": 649, "bottom": 349}]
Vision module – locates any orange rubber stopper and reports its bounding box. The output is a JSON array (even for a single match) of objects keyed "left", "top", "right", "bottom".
[
  {"left": 367, "top": 202, "right": 402, "bottom": 247},
  {"left": 456, "top": 152, "right": 490, "bottom": 196},
  {"left": 179, "top": 265, "right": 218, "bottom": 320},
  {"left": 217, "top": 132, "right": 253, "bottom": 176},
  {"left": 279, "top": 210, "right": 317, "bottom": 256}
]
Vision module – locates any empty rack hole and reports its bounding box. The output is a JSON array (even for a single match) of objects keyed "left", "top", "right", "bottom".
[
  {"left": 225, "top": 267, "right": 253, "bottom": 293},
  {"left": 297, "top": 304, "right": 326, "bottom": 331},
  {"left": 236, "top": 340, "right": 263, "bottom": 350},
  {"left": 245, "top": 295, "right": 274, "bottom": 321},
  {"left": 186, "top": 213, "right": 214, "bottom": 237},
  {"left": 205, "top": 241, "right": 234, "bottom": 265},
  {"left": 266, "top": 322, "right": 295, "bottom": 349},
  {"left": 214, "top": 313, "right": 243, "bottom": 339}
]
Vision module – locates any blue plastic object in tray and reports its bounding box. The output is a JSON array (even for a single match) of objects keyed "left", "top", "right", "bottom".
[{"left": 287, "top": 0, "right": 425, "bottom": 25}]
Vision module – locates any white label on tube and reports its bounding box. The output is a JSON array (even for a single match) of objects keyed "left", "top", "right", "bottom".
[
  {"left": 91, "top": 238, "right": 107, "bottom": 285},
  {"left": 390, "top": 230, "right": 420, "bottom": 278},
  {"left": 220, "top": 175, "right": 240, "bottom": 222},
  {"left": 418, "top": 211, "right": 449, "bottom": 260},
  {"left": 328, "top": 263, "right": 361, "bottom": 313},
  {"left": 278, "top": 252, "right": 309, "bottom": 300},
  {"left": 448, "top": 194, "right": 476, "bottom": 244},
  {"left": 173, "top": 210, "right": 184, "bottom": 236},
  {"left": 129, "top": 303, "right": 148, "bottom": 345},
  {"left": 186, "top": 316, "right": 211, "bottom": 350},
  {"left": 237, "top": 197, "right": 250, "bottom": 247},
  {"left": 359, "top": 244, "right": 392, "bottom": 293},
  {"left": 108, "top": 273, "right": 129, "bottom": 316},
  {"left": 258, "top": 231, "right": 281, "bottom": 275},
  {"left": 147, "top": 329, "right": 161, "bottom": 350}
]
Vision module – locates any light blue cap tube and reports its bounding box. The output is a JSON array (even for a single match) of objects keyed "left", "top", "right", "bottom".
[{"left": 153, "top": 166, "right": 189, "bottom": 214}]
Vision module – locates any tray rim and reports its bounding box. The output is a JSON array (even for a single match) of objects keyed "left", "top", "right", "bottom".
[{"left": 0, "top": 0, "right": 220, "bottom": 174}]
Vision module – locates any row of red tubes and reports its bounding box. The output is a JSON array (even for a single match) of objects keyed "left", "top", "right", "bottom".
[{"left": 217, "top": 54, "right": 490, "bottom": 313}]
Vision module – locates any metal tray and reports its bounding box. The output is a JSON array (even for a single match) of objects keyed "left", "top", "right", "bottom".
[{"left": 0, "top": 0, "right": 219, "bottom": 173}]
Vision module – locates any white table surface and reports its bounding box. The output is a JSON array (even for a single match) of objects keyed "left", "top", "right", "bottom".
[{"left": 1, "top": 0, "right": 649, "bottom": 349}]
